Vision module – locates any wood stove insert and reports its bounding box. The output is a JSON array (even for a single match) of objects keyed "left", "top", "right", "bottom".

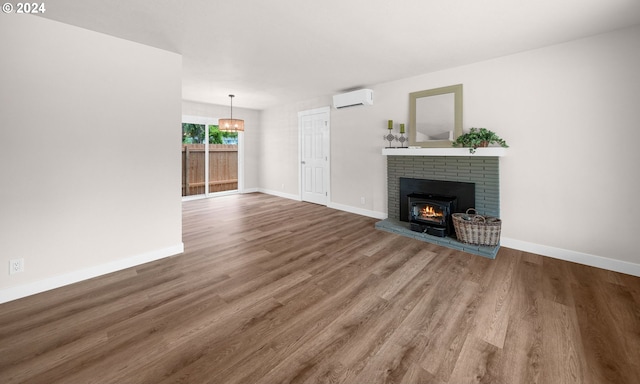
[{"left": 400, "top": 177, "right": 475, "bottom": 238}]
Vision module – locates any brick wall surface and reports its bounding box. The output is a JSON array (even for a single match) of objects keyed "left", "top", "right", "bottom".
[{"left": 387, "top": 156, "right": 499, "bottom": 220}]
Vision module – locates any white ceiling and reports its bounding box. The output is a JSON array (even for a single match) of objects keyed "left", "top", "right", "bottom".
[{"left": 39, "top": 0, "right": 640, "bottom": 110}]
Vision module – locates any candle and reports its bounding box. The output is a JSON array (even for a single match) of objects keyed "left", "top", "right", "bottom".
[
  {"left": 388, "top": 120, "right": 393, "bottom": 129},
  {"left": 400, "top": 124, "right": 405, "bottom": 134}
]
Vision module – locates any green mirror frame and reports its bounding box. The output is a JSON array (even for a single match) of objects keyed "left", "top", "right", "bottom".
[{"left": 409, "top": 84, "right": 463, "bottom": 147}]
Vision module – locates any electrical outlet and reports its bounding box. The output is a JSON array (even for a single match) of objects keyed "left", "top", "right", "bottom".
[
  {"left": 9, "top": 258, "right": 24, "bottom": 275},
  {"left": 360, "top": 197, "right": 366, "bottom": 205}
]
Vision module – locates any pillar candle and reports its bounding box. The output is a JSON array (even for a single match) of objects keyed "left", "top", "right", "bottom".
[
  {"left": 388, "top": 120, "right": 393, "bottom": 129},
  {"left": 400, "top": 124, "right": 405, "bottom": 134}
]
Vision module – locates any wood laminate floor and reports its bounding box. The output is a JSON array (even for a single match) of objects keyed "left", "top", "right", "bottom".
[{"left": 1, "top": 193, "right": 639, "bottom": 383}]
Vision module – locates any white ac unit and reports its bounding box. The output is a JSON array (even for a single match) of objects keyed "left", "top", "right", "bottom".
[{"left": 332, "top": 89, "right": 374, "bottom": 109}]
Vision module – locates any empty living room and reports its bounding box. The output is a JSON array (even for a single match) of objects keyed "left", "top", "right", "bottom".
[{"left": 2, "top": 1, "right": 640, "bottom": 383}]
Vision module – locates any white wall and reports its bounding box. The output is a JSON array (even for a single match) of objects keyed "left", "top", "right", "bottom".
[
  {"left": 259, "top": 101, "right": 327, "bottom": 198},
  {"left": 0, "top": 16, "right": 183, "bottom": 302},
  {"left": 259, "top": 25, "right": 640, "bottom": 272},
  {"left": 181, "top": 100, "right": 261, "bottom": 191}
]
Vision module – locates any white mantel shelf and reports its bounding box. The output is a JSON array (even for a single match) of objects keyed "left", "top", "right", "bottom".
[{"left": 382, "top": 147, "right": 507, "bottom": 157}]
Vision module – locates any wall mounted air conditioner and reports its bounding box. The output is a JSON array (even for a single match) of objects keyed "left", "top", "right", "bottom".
[{"left": 333, "top": 89, "right": 374, "bottom": 109}]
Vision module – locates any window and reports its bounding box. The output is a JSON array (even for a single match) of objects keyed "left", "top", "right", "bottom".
[{"left": 182, "top": 119, "right": 239, "bottom": 197}]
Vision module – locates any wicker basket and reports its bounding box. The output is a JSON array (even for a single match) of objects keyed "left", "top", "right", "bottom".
[{"left": 452, "top": 208, "right": 502, "bottom": 246}]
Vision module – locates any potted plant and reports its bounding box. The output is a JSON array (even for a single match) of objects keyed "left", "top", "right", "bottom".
[{"left": 452, "top": 127, "right": 509, "bottom": 153}]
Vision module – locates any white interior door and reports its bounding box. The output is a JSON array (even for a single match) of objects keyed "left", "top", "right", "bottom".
[{"left": 299, "top": 107, "right": 330, "bottom": 205}]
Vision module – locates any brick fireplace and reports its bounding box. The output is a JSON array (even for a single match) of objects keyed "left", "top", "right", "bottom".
[{"left": 376, "top": 148, "right": 504, "bottom": 258}]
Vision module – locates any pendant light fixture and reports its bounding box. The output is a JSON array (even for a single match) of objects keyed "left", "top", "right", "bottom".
[{"left": 219, "top": 94, "right": 244, "bottom": 132}]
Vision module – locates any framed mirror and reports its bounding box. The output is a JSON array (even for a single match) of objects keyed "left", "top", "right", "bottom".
[{"left": 409, "top": 84, "right": 463, "bottom": 147}]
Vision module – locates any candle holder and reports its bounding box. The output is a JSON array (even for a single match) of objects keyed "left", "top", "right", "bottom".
[
  {"left": 384, "top": 130, "right": 397, "bottom": 148},
  {"left": 384, "top": 120, "right": 397, "bottom": 148},
  {"left": 398, "top": 123, "right": 407, "bottom": 148},
  {"left": 397, "top": 132, "right": 407, "bottom": 148}
]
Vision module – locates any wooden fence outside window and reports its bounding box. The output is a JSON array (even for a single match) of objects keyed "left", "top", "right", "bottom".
[{"left": 182, "top": 144, "right": 238, "bottom": 196}]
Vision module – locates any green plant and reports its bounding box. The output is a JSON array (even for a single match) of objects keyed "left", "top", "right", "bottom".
[{"left": 452, "top": 127, "right": 509, "bottom": 153}]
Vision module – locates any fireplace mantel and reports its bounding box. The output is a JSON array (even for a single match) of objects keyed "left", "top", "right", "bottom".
[{"left": 382, "top": 147, "right": 507, "bottom": 157}]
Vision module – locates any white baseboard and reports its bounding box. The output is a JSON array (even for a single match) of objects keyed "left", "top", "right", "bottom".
[
  {"left": 257, "top": 189, "right": 387, "bottom": 220},
  {"left": 257, "top": 188, "right": 301, "bottom": 201},
  {"left": 500, "top": 237, "right": 640, "bottom": 277},
  {"left": 327, "top": 202, "right": 387, "bottom": 220},
  {"left": 0, "top": 243, "right": 184, "bottom": 304}
]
